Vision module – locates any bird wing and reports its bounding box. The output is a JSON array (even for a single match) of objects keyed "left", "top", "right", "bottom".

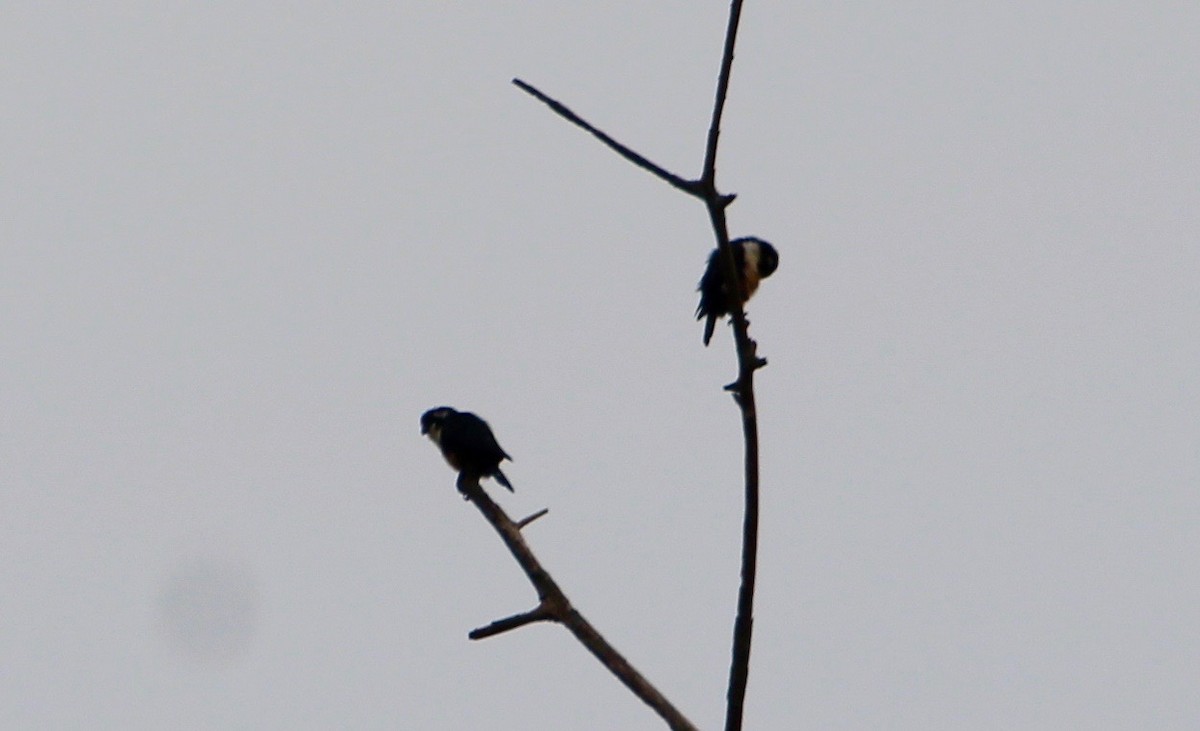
[{"left": 446, "top": 412, "right": 511, "bottom": 465}]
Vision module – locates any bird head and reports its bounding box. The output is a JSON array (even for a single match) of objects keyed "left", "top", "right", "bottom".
[
  {"left": 420, "top": 406, "right": 458, "bottom": 441},
  {"left": 734, "top": 237, "right": 779, "bottom": 279}
]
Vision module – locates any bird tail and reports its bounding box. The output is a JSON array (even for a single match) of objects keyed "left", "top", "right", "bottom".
[
  {"left": 702, "top": 314, "right": 716, "bottom": 346},
  {"left": 493, "top": 469, "right": 514, "bottom": 492}
]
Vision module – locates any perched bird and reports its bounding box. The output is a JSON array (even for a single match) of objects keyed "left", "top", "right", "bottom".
[
  {"left": 695, "top": 236, "right": 779, "bottom": 346},
  {"left": 420, "top": 406, "right": 514, "bottom": 492}
]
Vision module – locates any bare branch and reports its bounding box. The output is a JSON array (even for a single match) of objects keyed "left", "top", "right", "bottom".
[
  {"left": 702, "top": 0, "right": 748, "bottom": 187},
  {"left": 469, "top": 605, "right": 554, "bottom": 640},
  {"left": 458, "top": 482, "right": 700, "bottom": 731},
  {"left": 722, "top": 358, "right": 760, "bottom": 731},
  {"left": 697, "top": 3, "right": 762, "bottom": 730},
  {"left": 699, "top": 202, "right": 762, "bottom": 731},
  {"left": 516, "top": 507, "right": 549, "bottom": 529},
  {"left": 512, "top": 78, "right": 703, "bottom": 198},
  {"left": 510, "top": 3, "right": 768, "bottom": 729}
]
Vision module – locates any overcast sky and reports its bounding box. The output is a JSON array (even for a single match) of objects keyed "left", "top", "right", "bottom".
[{"left": 4, "top": 3, "right": 1198, "bottom": 729}]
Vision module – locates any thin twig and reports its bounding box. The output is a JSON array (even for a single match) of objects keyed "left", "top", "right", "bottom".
[
  {"left": 469, "top": 605, "right": 554, "bottom": 640},
  {"left": 702, "top": 0, "right": 747, "bottom": 188},
  {"left": 516, "top": 507, "right": 550, "bottom": 529},
  {"left": 459, "top": 481, "right": 699, "bottom": 731},
  {"left": 512, "top": 78, "right": 703, "bottom": 198}
]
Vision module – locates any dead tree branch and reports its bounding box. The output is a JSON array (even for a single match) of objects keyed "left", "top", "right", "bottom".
[
  {"left": 702, "top": 5, "right": 764, "bottom": 730},
  {"left": 512, "top": 79, "right": 702, "bottom": 197},
  {"left": 460, "top": 481, "right": 700, "bottom": 731},
  {"left": 506, "top": 2, "right": 768, "bottom": 730}
]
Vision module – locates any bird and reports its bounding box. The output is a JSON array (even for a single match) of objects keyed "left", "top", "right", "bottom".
[
  {"left": 695, "top": 236, "right": 779, "bottom": 346},
  {"left": 420, "top": 406, "right": 514, "bottom": 492}
]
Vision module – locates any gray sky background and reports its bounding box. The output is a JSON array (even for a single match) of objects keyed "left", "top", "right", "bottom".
[{"left": 4, "top": 3, "right": 1198, "bottom": 729}]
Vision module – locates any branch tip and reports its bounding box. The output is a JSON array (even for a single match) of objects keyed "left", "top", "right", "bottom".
[
  {"left": 512, "top": 78, "right": 699, "bottom": 197},
  {"left": 516, "top": 508, "right": 550, "bottom": 529},
  {"left": 469, "top": 605, "right": 555, "bottom": 641}
]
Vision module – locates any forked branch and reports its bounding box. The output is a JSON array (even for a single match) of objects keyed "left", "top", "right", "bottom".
[
  {"left": 702, "top": 5, "right": 765, "bottom": 730},
  {"left": 460, "top": 481, "right": 699, "bottom": 731},
  {"left": 504, "top": 2, "right": 768, "bottom": 730}
]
